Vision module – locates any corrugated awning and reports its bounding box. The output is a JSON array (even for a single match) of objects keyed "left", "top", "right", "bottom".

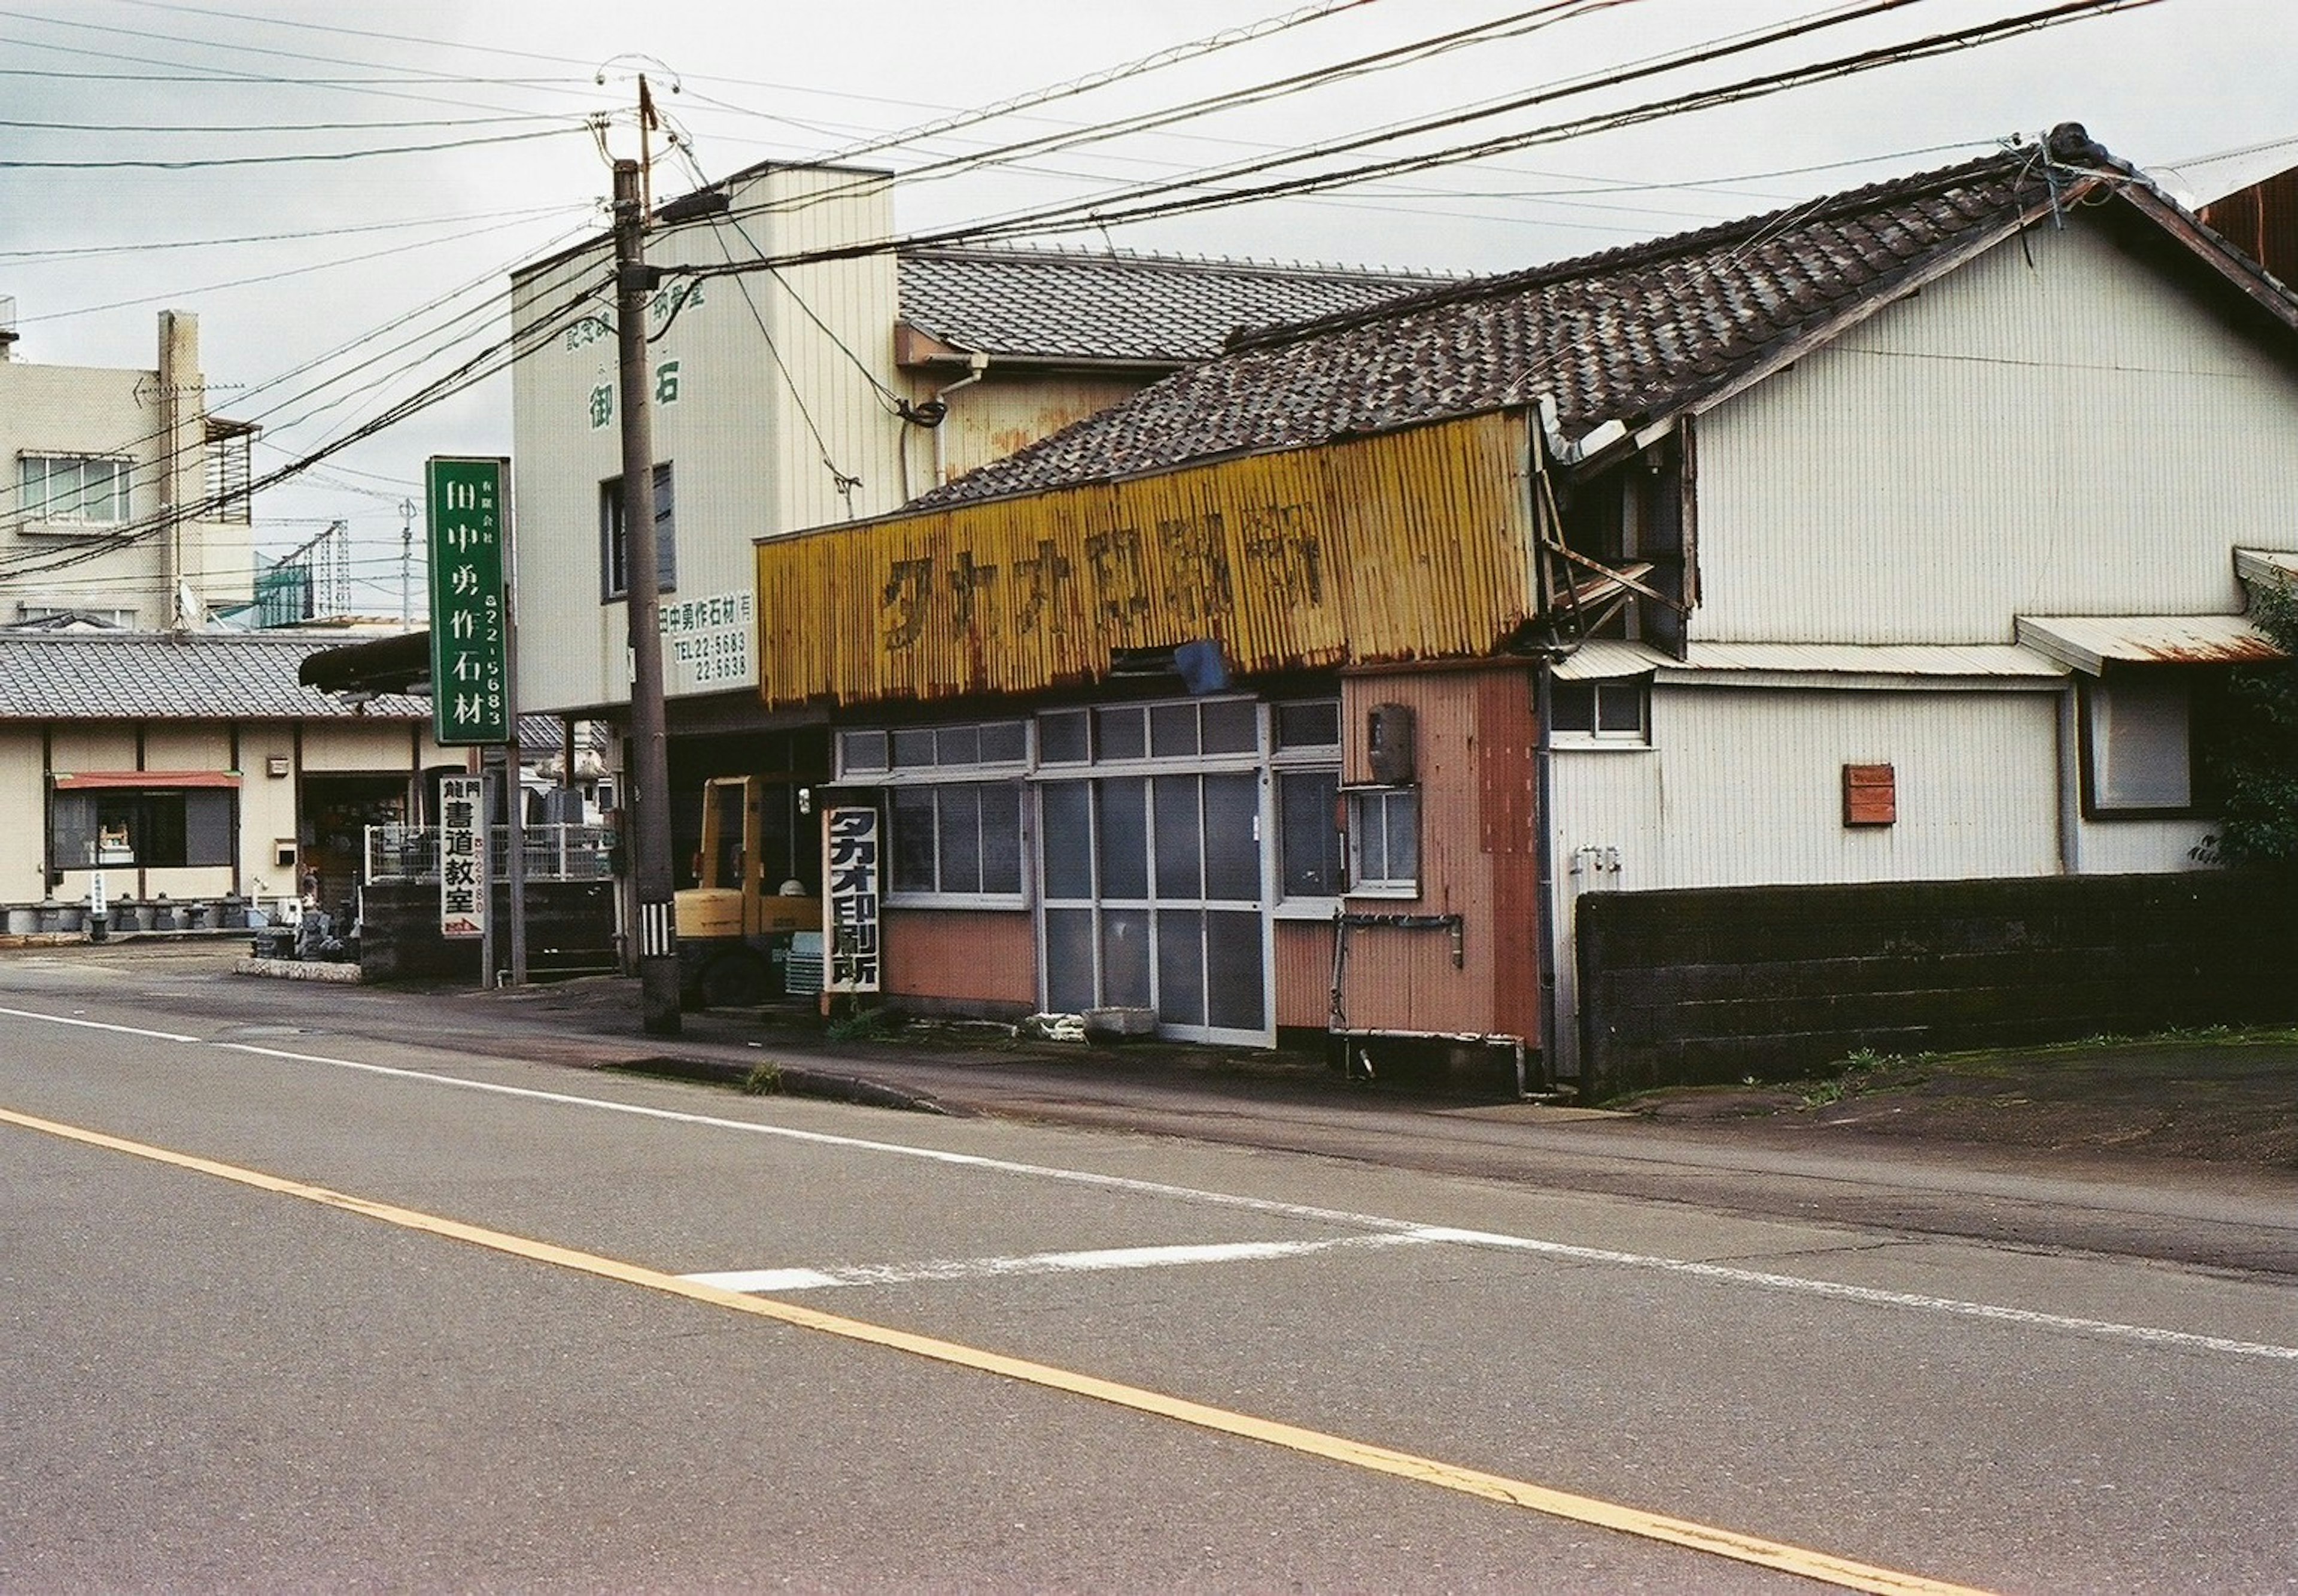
[
  {"left": 2014, "top": 615, "right": 2282, "bottom": 675},
  {"left": 2235, "top": 547, "right": 2298, "bottom": 585},
  {"left": 51, "top": 770, "right": 242, "bottom": 790}
]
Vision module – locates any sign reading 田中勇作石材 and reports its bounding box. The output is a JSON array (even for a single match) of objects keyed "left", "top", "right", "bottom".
[
  {"left": 823, "top": 804, "right": 881, "bottom": 993},
  {"left": 426, "top": 457, "right": 510, "bottom": 746},
  {"left": 437, "top": 774, "right": 485, "bottom": 940}
]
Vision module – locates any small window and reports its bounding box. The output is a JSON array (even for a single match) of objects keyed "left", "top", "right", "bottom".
[
  {"left": 837, "top": 729, "right": 888, "bottom": 775},
  {"left": 1273, "top": 700, "right": 1341, "bottom": 752},
  {"left": 1346, "top": 787, "right": 1419, "bottom": 895},
  {"left": 20, "top": 455, "right": 130, "bottom": 526},
  {"left": 2083, "top": 670, "right": 2193, "bottom": 814},
  {"left": 600, "top": 462, "right": 675, "bottom": 601},
  {"left": 1038, "top": 710, "right": 1090, "bottom": 765},
  {"left": 1551, "top": 677, "right": 1649, "bottom": 742},
  {"left": 50, "top": 787, "right": 234, "bottom": 869},
  {"left": 884, "top": 781, "right": 1024, "bottom": 901}
]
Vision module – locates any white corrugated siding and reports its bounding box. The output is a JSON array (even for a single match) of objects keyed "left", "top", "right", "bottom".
[
  {"left": 509, "top": 166, "right": 907, "bottom": 717},
  {"left": 1694, "top": 217, "right": 2298, "bottom": 644},
  {"left": 1545, "top": 682, "right": 2066, "bottom": 1074}
]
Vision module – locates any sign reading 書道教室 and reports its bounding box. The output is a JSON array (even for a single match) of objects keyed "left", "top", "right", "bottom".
[{"left": 425, "top": 457, "right": 510, "bottom": 746}]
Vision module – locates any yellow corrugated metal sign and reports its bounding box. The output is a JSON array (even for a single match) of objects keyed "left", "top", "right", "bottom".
[{"left": 755, "top": 412, "right": 1539, "bottom": 709}]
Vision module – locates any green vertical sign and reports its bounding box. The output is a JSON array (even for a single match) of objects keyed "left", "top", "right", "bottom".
[{"left": 426, "top": 457, "right": 510, "bottom": 746}]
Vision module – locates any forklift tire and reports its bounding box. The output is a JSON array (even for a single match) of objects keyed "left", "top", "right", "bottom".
[{"left": 697, "top": 949, "right": 770, "bottom": 1008}]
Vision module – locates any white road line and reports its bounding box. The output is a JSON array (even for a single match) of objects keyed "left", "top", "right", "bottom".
[
  {"left": 684, "top": 1232, "right": 1438, "bottom": 1294},
  {"left": 0, "top": 1006, "right": 199, "bottom": 1044},
  {"left": 3, "top": 1010, "right": 2291, "bottom": 1364}
]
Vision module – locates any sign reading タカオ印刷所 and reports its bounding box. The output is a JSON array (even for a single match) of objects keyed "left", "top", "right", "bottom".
[{"left": 425, "top": 457, "right": 510, "bottom": 746}]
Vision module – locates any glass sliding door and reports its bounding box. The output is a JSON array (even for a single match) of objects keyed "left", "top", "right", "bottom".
[{"left": 1034, "top": 718, "right": 1272, "bottom": 1044}]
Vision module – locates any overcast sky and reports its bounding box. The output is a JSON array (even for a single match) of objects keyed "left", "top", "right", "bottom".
[{"left": 4, "top": 0, "right": 2292, "bottom": 614}]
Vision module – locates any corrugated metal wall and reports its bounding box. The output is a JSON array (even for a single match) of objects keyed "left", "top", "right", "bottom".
[
  {"left": 1335, "top": 665, "right": 1539, "bottom": 1042},
  {"left": 757, "top": 412, "right": 1539, "bottom": 709},
  {"left": 1694, "top": 217, "right": 2298, "bottom": 644},
  {"left": 883, "top": 907, "right": 1036, "bottom": 1005},
  {"left": 926, "top": 375, "right": 1149, "bottom": 488},
  {"left": 1546, "top": 681, "right": 2067, "bottom": 1073}
]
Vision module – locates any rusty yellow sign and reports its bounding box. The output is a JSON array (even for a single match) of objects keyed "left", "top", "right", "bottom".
[{"left": 754, "top": 412, "right": 1542, "bottom": 710}]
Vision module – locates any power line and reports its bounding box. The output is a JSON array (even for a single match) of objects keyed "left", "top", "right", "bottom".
[
  {"left": 2, "top": 124, "right": 574, "bottom": 171},
  {"left": 0, "top": 202, "right": 585, "bottom": 264}
]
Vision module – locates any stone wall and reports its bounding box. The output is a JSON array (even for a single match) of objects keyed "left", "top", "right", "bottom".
[{"left": 1575, "top": 873, "right": 2298, "bottom": 1100}]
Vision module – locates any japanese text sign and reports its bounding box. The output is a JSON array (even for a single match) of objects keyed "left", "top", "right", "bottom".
[
  {"left": 822, "top": 804, "right": 881, "bottom": 993},
  {"left": 426, "top": 457, "right": 511, "bottom": 746},
  {"left": 437, "top": 774, "right": 486, "bottom": 940}
]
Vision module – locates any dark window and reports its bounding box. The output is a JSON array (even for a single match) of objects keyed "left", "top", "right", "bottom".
[
  {"left": 600, "top": 463, "right": 676, "bottom": 601},
  {"left": 50, "top": 787, "right": 234, "bottom": 869},
  {"left": 1551, "top": 677, "right": 1649, "bottom": 740},
  {"left": 884, "top": 782, "right": 1023, "bottom": 898},
  {"left": 1278, "top": 769, "right": 1345, "bottom": 896}
]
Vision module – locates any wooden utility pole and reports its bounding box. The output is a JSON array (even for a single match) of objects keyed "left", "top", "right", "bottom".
[{"left": 612, "top": 147, "right": 680, "bottom": 1035}]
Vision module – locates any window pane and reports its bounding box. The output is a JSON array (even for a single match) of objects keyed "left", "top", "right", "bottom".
[
  {"left": 1149, "top": 702, "right": 1199, "bottom": 758},
  {"left": 2096, "top": 673, "right": 2191, "bottom": 808},
  {"left": 1279, "top": 770, "right": 1343, "bottom": 896},
  {"left": 1205, "top": 910, "right": 1266, "bottom": 1030},
  {"left": 1200, "top": 698, "right": 1259, "bottom": 755},
  {"left": 1551, "top": 680, "right": 1596, "bottom": 732},
  {"left": 840, "top": 729, "right": 888, "bottom": 773},
  {"left": 937, "top": 783, "right": 983, "bottom": 893},
  {"left": 1595, "top": 680, "right": 1646, "bottom": 734},
  {"left": 1095, "top": 706, "right": 1147, "bottom": 762},
  {"left": 1153, "top": 776, "right": 1201, "bottom": 899},
  {"left": 1039, "top": 782, "right": 1093, "bottom": 899},
  {"left": 980, "top": 782, "right": 1022, "bottom": 894},
  {"left": 1156, "top": 909, "right": 1206, "bottom": 1026},
  {"left": 1096, "top": 777, "right": 1148, "bottom": 899},
  {"left": 1384, "top": 791, "right": 1420, "bottom": 883},
  {"left": 935, "top": 725, "right": 980, "bottom": 767},
  {"left": 978, "top": 721, "right": 1027, "bottom": 764},
  {"left": 185, "top": 791, "right": 235, "bottom": 867},
  {"left": 1043, "top": 908, "right": 1096, "bottom": 1014},
  {"left": 1353, "top": 796, "right": 1387, "bottom": 883},
  {"left": 1100, "top": 909, "right": 1153, "bottom": 1008},
  {"left": 890, "top": 728, "right": 935, "bottom": 769},
  {"left": 1274, "top": 701, "right": 1340, "bottom": 751},
  {"left": 1202, "top": 771, "right": 1260, "bottom": 901},
  {"left": 1038, "top": 710, "right": 1089, "bottom": 764},
  {"left": 889, "top": 788, "right": 937, "bottom": 893}
]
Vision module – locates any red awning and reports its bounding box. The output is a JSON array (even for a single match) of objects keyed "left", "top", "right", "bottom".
[{"left": 50, "top": 770, "right": 243, "bottom": 790}]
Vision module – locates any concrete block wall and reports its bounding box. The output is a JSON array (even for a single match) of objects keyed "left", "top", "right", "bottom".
[{"left": 1576, "top": 873, "right": 2298, "bottom": 1099}]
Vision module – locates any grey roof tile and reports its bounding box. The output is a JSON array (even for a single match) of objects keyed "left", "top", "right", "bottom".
[
  {"left": 919, "top": 130, "right": 2275, "bottom": 510},
  {"left": 0, "top": 634, "right": 428, "bottom": 721},
  {"left": 895, "top": 245, "right": 1454, "bottom": 365}
]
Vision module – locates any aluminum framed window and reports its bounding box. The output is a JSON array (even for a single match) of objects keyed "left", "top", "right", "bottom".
[
  {"left": 1345, "top": 786, "right": 1420, "bottom": 896},
  {"left": 19, "top": 455, "right": 130, "bottom": 527}
]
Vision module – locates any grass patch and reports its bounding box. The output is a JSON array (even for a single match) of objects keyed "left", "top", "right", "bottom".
[{"left": 741, "top": 1059, "right": 784, "bottom": 1095}]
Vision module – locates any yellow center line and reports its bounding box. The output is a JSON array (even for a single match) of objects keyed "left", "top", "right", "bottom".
[{"left": 2, "top": 1103, "right": 1992, "bottom": 1596}]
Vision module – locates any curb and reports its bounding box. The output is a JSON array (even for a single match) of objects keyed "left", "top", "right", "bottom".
[
  {"left": 606, "top": 1053, "right": 952, "bottom": 1115},
  {"left": 233, "top": 956, "right": 364, "bottom": 984}
]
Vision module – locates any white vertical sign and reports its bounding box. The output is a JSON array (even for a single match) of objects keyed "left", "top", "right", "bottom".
[
  {"left": 823, "top": 804, "right": 881, "bottom": 993},
  {"left": 439, "top": 774, "right": 486, "bottom": 940}
]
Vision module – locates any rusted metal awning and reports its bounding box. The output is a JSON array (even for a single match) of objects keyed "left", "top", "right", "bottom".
[
  {"left": 2014, "top": 614, "right": 2283, "bottom": 675},
  {"left": 51, "top": 770, "right": 242, "bottom": 789},
  {"left": 2235, "top": 547, "right": 2298, "bottom": 586}
]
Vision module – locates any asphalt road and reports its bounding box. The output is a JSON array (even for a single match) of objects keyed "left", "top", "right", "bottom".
[{"left": 2, "top": 947, "right": 2295, "bottom": 1591}]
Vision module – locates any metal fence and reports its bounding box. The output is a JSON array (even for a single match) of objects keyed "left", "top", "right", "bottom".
[{"left": 364, "top": 823, "right": 615, "bottom": 884}]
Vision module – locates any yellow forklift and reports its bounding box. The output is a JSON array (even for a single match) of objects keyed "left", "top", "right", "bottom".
[{"left": 674, "top": 774, "right": 822, "bottom": 1007}]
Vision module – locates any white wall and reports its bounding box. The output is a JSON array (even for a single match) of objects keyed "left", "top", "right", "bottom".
[
  {"left": 1694, "top": 217, "right": 2298, "bottom": 644},
  {"left": 509, "top": 166, "right": 909, "bottom": 718}
]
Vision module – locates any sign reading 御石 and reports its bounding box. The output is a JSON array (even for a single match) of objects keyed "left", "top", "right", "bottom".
[
  {"left": 425, "top": 457, "right": 510, "bottom": 746},
  {"left": 438, "top": 774, "right": 485, "bottom": 940},
  {"left": 822, "top": 804, "right": 881, "bottom": 993}
]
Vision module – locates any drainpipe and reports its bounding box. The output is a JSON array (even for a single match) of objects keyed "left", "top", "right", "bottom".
[
  {"left": 1533, "top": 655, "right": 1561, "bottom": 1092},
  {"left": 2056, "top": 679, "right": 2084, "bottom": 874},
  {"left": 929, "top": 352, "right": 990, "bottom": 489}
]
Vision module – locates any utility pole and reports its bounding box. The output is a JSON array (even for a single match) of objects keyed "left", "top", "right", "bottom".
[
  {"left": 612, "top": 146, "right": 680, "bottom": 1035},
  {"left": 399, "top": 497, "right": 415, "bottom": 627}
]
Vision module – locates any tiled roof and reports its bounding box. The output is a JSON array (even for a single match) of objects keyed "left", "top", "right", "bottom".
[
  {"left": 919, "top": 128, "right": 2295, "bottom": 509},
  {"left": 895, "top": 245, "right": 1453, "bottom": 366},
  {"left": 0, "top": 634, "right": 428, "bottom": 720}
]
